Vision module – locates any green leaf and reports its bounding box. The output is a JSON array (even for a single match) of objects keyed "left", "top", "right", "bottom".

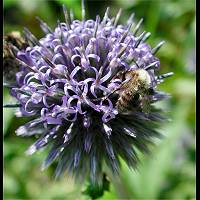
[
  {"left": 3, "top": 0, "right": 18, "bottom": 9},
  {"left": 82, "top": 173, "right": 110, "bottom": 200}
]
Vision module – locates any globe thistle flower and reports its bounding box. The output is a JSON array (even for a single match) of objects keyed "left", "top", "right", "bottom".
[{"left": 5, "top": 2, "right": 173, "bottom": 185}]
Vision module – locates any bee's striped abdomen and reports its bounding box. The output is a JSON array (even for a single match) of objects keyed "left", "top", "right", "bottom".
[{"left": 116, "top": 88, "right": 137, "bottom": 112}]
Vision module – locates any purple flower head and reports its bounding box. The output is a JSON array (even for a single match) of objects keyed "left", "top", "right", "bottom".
[{"left": 7, "top": 3, "right": 173, "bottom": 185}]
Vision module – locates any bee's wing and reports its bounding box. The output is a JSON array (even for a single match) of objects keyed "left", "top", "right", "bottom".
[
  {"left": 141, "top": 98, "right": 151, "bottom": 113},
  {"left": 140, "top": 89, "right": 152, "bottom": 114}
]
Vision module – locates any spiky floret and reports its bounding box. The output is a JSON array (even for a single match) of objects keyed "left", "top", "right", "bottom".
[{"left": 5, "top": 3, "right": 173, "bottom": 185}]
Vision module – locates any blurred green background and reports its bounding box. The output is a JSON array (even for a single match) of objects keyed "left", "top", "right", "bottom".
[{"left": 3, "top": 0, "right": 196, "bottom": 199}]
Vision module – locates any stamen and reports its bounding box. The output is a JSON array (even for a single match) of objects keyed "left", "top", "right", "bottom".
[
  {"left": 26, "top": 145, "right": 37, "bottom": 155},
  {"left": 134, "top": 31, "right": 146, "bottom": 48},
  {"left": 124, "top": 128, "right": 136, "bottom": 138},
  {"left": 93, "top": 15, "right": 100, "bottom": 37},
  {"left": 37, "top": 51, "right": 57, "bottom": 71},
  {"left": 152, "top": 41, "right": 165, "bottom": 55},
  {"left": 103, "top": 123, "right": 112, "bottom": 137},
  {"left": 114, "top": 8, "right": 122, "bottom": 27},
  {"left": 57, "top": 20, "right": 64, "bottom": 44},
  {"left": 62, "top": 5, "right": 71, "bottom": 29},
  {"left": 117, "top": 39, "right": 132, "bottom": 58},
  {"left": 102, "top": 7, "right": 110, "bottom": 25},
  {"left": 41, "top": 56, "right": 56, "bottom": 70},
  {"left": 36, "top": 16, "right": 53, "bottom": 34},
  {"left": 157, "top": 72, "right": 174, "bottom": 80},
  {"left": 110, "top": 17, "right": 115, "bottom": 24},
  {"left": 129, "top": 57, "right": 140, "bottom": 68},
  {"left": 83, "top": 114, "right": 90, "bottom": 128},
  {"left": 24, "top": 28, "right": 53, "bottom": 56},
  {"left": 119, "top": 21, "right": 134, "bottom": 43},
  {"left": 67, "top": 123, "right": 74, "bottom": 134},
  {"left": 144, "top": 61, "right": 159, "bottom": 70},
  {"left": 15, "top": 58, "right": 38, "bottom": 72},
  {"left": 127, "top": 13, "right": 135, "bottom": 26},
  {"left": 23, "top": 28, "right": 40, "bottom": 46},
  {"left": 141, "top": 32, "right": 151, "bottom": 43},
  {"left": 12, "top": 88, "right": 32, "bottom": 96},
  {"left": 132, "top": 18, "right": 143, "bottom": 35},
  {"left": 70, "top": 9, "right": 74, "bottom": 22},
  {"left": 82, "top": 0, "right": 86, "bottom": 21}
]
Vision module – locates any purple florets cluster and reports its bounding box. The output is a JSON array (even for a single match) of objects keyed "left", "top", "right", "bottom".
[
  {"left": 14, "top": 14, "right": 159, "bottom": 124},
  {"left": 8, "top": 6, "right": 172, "bottom": 184}
]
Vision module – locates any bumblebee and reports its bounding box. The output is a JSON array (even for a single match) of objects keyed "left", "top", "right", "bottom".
[{"left": 115, "top": 69, "right": 152, "bottom": 113}]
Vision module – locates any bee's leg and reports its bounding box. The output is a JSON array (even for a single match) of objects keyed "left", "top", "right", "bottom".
[
  {"left": 139, "top": 94, "right": 151, "bottom": 115},
  {"left": 147, "top": 87, "right": 155, "bottom": 95},
  {"left": 92, "top": 72, "right": 130, "bottom": 102},
  {"left": 104, "top": 78, "right": 132, "bottom": 99},
  {"left": 92, "top": 86, "right": 121, "bottom": 102},
  {"left": 102, "top": 87, "right": 121, "bottom": 101}
]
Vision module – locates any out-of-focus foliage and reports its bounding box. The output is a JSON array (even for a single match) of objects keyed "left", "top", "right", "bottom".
[{"left": 3, "top": 0, "right": 195, "bottom": 199}]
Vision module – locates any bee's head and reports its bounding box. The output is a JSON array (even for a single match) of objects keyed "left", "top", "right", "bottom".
[{"left": 136, "top": 69, "right": 151, "bottom": 86}]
